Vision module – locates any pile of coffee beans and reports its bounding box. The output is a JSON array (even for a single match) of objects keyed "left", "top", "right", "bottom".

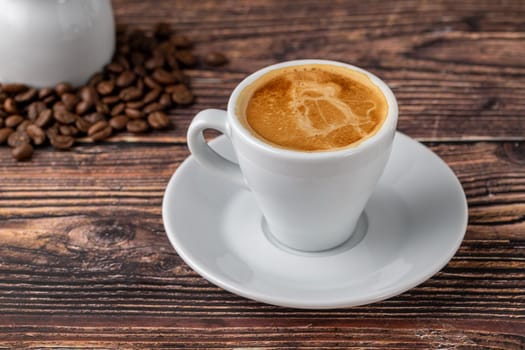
[{"left": 0, "top": 22, "right": 227, "bottom": 161}]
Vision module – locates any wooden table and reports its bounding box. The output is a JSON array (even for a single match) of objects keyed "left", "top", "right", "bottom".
[{"left": 1, "top": 0, "right": 524, "bottom": 348}]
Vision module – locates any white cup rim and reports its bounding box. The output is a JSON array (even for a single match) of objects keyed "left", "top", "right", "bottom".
[{"left": 227, "top": 59, "right": 398, "bottom": 159}]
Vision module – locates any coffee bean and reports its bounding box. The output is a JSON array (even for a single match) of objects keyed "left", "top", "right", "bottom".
[
  {"left": 116, "top": 71, "right": 136, "bottom": 88},
  {"left": 97, "top": 80, "right": 115, "bottom": 95},
  {"left": 169, "top": 34, "right": 192, "bottom": 48},
  {"left": 49, "top": 134, "right": 74, "bottom": 150},
  {"left": 152, "top": 69, "right": 176, "bottom": 84},
  {"left": 90, "top": 125, "right": 112, "bottom": 141},
  {"left": 109, "top": 115, "right": 129, "bottom": 130},
  {"left": 35, "top": 109, "right": 53, "bottom": 128},
  {"left": 95, "top": 102, "right": 110, "bottom": 115},
  {"left": 136, "top": 78, "right": 145, "bottom": 91},
  {"left": 144, "top": 89, "right": 161, "bottom": 104},
  {"left": 88, "top": 120, "right": 110, "bottom": 137},
  {"left": 79, "top": 86, "right": 97, "bottom": 103},
  {"left": 143, "top": 102, "right": 163, "bottom": 114},
  {"left": 106, "top": 62, "right": 124, "bottom": 74},
  {"left": 126, "top": 100, "right": 145, "bottom": 109},
  {"left": 61, "top": 93, "right": 79, "bottom": 111},
  {"left": 145, "top": 55, "right": 164, "bottom": 70},
  {"left": 171, "top": 84, "right": 194, "bottom": 105},
  {"left": 84, "top": 112, "right": 106, "bottom": 124},
  {"left": 119, "top": 86, "right": 142, "bottom": 101},
  {"left": 165, "top": 85, "right": 179, "bottom": 93},
  {"left": 2, "top": 83, "right": 27, "bottom": 94},
  {"left": 0, "top": 127, "right": 14, "bottom": 144},
  {"left": 5, "top": 115, "right": 24, "bottom": 128},
  {"left": 27, "top": 101, "right": 47, "bottom": 121},
  {"left": 175, "top": 50, "right": 197, "bottom": 67},
  {"left": 0, "top": 118, "right": 3, "bottom": 128},
  {"left": 59, "top": 125, "right": 79, "bottom": 136},
  {"left": 12, "top": 143, "right": 33, "bottom": 161},
  {"left": 55, "top": 82, "right": 73, "bottom": 96},
  {"left": 43, "top": 95, "right": 57, "bottom": 105},
  {"left": 126, "top": 119, "right": 149, "bottom": 133},
  {"left": 134, "top": 65, "right": 147, "bottom": 77},
  {"left": 111, "top": 103, "right": 125, "bottom": 116},
  {"left": 204, "top": 51, "right": 228, "bottom": 66},
  {"left": 53, "top": 101, "right": 66, "bottom": 112},
  {"left": 46, "top": 124, "right": 59, "bottom": 139},
  {"left": 159, "top": 93, "right": 172, "bottom": 107},
  {"left": 144, "top": 76, "right": 162, "bottom": 90},
  {"left": 7, "top": 130, "right": 30, "bottom": 147},
  {"left": 16, "top": 120, "right": 31, "bottom": 132},
  {"left": 14, "top": 88, "right": 37, "bottom": 103},
  {"left": 26, "top": 124, "right": 46, "bottom": 145},
  {"left": 75, "top": 117, "right": 92, "bottom": 133},
  {"left": 88, "top": 72, "right": 104, "bottom": 87},
  {"left": 115, "top": 55, "right": 131, "bottom": 71},
  {"left": 125, "top": 108, "right": 144, "bottom": 119},
  {"left": 38, "top": 87, "right": 54, "bottom": 99},
  {"left": 53, "top": 109, "right": 77, "bottom": 124},
  {"left": 101, "top": 96, "right": 120, "bottom": 105},
  {"left": 147, "top": 111, "right": 170, "bottom": 130},
  {"left": 4, "top": 98, "right": 18, "bottom": 114},
  {"left": 75, "top": 100, "right": 92, "bottom": 115}
]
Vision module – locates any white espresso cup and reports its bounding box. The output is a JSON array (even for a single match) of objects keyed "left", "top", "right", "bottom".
[{"left": 187, "top": 59, "right": 398, "bottom": 252}]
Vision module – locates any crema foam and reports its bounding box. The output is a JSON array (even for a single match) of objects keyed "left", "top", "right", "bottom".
[{"left": 236, "top": 64, "right": 388, "bottom": 152}]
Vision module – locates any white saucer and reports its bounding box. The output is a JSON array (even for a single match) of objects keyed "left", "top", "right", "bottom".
[{"left": 162, "top": 132, "right": 468, "bottom": 309}]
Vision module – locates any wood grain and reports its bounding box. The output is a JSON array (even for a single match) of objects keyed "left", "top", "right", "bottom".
[
  {"left": 106, "top": 0, "right": 525, "bottom": 142},
  {"left": 0, "top": 319, "right": 522, "bottom": 349},
  {"left": 0, "top": 142, "right": 524, "bottom": 348},
  {"left": 0, "top": 0, "right": 524, "bottom": 348}
]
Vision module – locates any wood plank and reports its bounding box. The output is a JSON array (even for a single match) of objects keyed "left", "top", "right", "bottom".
[
  {"left": 0, "top": 142, "right": 523, "bottom": 325},
  {"left": 0, "top": 318, "right": 522, "bottom": 349},
  {"left": 2, "top": 141, "right": 524, "bottom": 240},
  {"left": 97, "top": 0, "right": 525, "bottom": 141}
]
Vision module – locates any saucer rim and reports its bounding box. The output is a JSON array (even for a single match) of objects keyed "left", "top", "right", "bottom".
[{"left": 162, "top": 132, "right": 468, "bottom": 309}]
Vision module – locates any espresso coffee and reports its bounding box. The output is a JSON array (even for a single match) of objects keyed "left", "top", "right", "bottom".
[{"left": 236, "top": 64, "right": 388, "bottom": 151}]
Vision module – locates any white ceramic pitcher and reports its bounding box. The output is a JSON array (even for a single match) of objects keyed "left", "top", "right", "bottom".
[{"left": 0, "top": 0, "right": 115, "bottom": 87}]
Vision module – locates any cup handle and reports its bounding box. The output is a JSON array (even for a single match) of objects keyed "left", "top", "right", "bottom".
[{"left": 187, "top": 109, "right": 246, "bottom": 188}]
